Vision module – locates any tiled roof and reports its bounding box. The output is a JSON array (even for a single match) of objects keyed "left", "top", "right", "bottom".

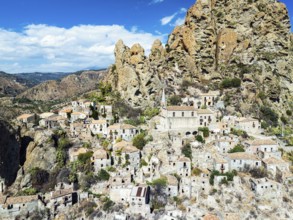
[
  {"left": 5, "top": 195, "right": 38, "bottom": 205},
  {"left": 197, "top": 109, "right": 213, "bottom": 114},
  {"left": 108, "top": 123, "right": 137, "bottom": 130},
  {"left": 262, "top": 157, "right": 287, "bottom": 165},
  {"left": 51, "top": 189, "right": 73, "bottom": 199},
  {"left": 91, "top": 119, "right": 107, "bottom": 124},
  {"left": 228, "top": 152, "right": 260, "bottom": 161},
  {"left": 17, "top": 114, "right": 34, "bottom": 120},
  {"left": 250, "top": 139, "right": 277, "bottom": 146},
  {"left": 92, "top": 149, "right": 108, "bottom": 160},
  {"left": 166, "top": 106, "right": 196, "bottom": 111}
]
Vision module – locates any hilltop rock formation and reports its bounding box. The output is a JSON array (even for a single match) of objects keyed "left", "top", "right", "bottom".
[
  {"left": 106, "top": 0, "right": 293, "bottom": 117},
  {"left": 18, "top": 70, "right": 107, "bottom": 101},
  {"left": 0, "top": 120, "right": 20, "bottom": 185}
]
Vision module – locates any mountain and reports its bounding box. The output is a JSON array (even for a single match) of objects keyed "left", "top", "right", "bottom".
[
  {"left": 0, "top": 72, "right": 28, "bottom": 97},
  {"left": 15, "top": 72, "right": 72, "bottom": 87},
  {"left": 0, "top": 71, "right": 73, "bottom": 97},
  {"left": 106, "top": 0, "right": 293, "bottom": 117},
  {"left": 17, "top": 70, "right": 107, "bottom": 101}
]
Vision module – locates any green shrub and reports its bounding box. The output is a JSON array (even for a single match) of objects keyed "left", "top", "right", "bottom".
[
  {"left": 196, "top": 135, "right": 205, "bottom": 143},
  {"left": 182, "top": 144, "right": 192, "bottom": 160},
  {"left": 132, "top": 133, "right": 147, "bottom": 150},
  {"left": 221, "top": 78, "right": 241, "bottom": 89},
  {"left": 78, "top": 151, "right": 94, "bottom": 164},
  {"left": 97, "top": 169, "right": 110, "bottom": 181},
  {"left": 228, "top": 144, "right": 245, "bottom": 153},
  {"left": 143, "top": 107, "right": 160, "bottom": 119},
  {"left": 286, "top": 110, "right": 292, "bottom": 116},
  {"left": 199, "top": 127, "right": 209, "bottom": 137},
  {"left": 140, "top": 159, "right": 148, "bottom": 167},
  {"left": 169, "top": 95, "right": 181, "bottom": 105},
  {"left": 260, "top": 106, "right": 278, "bottom": 127}
]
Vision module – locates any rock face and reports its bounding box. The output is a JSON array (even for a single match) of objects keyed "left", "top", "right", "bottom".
[
  {"left": 0, "top": 120, "right": 20, "bottom": 185},
  {"left": 18, "top": 70, "right": 107, "bottom": 101},
  {"left": 106, "top": 0, "right": 293, "bottom": 116}
]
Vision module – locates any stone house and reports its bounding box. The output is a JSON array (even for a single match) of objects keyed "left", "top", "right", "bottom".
[
  {"left": 262, "top": 157, "right": 290, "bottom": 177},
  {"left": 72, "top": 99, "right": 95, "bottom": 113},
  {"left": 197, "top": 109, "right": 217, "bottom": 127},
  {"left": 69, "top": 147, "right": 88, "bottom": 162},
  {"left": 108, "top": 123, "right": 139, "bottom": 141},
  {"left": 166, "top": 175, "right": 178, "bottom": 197},
  {"left": 70, "top": 112, "right": 87, "bottom": 122},
  {"left": 113, "top": 142, "right": 140, "bottom": 168},
  {"left": 226, "top": 152, "right": 262, "bottom": 171},
  {"left": 49, "top": 189, "right": 78, "bottom": 217},
  {"left": 58, "top": 108, "right": 72, "bottom": 119},
  {"left": 250, "top": 178, "right": 281, "bottom": 198},
  {"left": 16, "top": 113, "right": 36, "bottom": 124},
  {"left": 91, "top": 149, "right": 111, "bottom": 172},
  {"left": 129, "top": 185, "right": 151, "bottom": 215},
  {"left": 39, "top": 115, "right": 65, "bottom": 129},
  {"left": 39, "top": 112, "right": 55, "bottom": 119},
  {"left": 0, "top": 195, "right": 44, "bottom": 219},
  {"left": 179, "top": 175, "right": 210, "bottom": 199},
  {"left": 234, "top": 117, "right": 261, "bottom": 134},
  {"left": 199, "top": 91, "right": 220, "bottom": 107},
  {"left": 109, "top": 174, "right": 133, "bottom": 203},
  {"left": 89, "top": 119, "right": 108, "bottom": 136},
  {"left": 213, "top": 156, "right": 229, "bottom": 173},
  {"left": 245, "top": 139, "right": 280, "bottom": 158},
  {"left": 99, "top": 105, "right": 113, "bottom": 119},
  {"left": 170, "top": 157, "right": 191, "bottom": 177},
  {"left": 214, "top": 137, "right": 238, "bottom": 154},
  {"left": 70, "top": 121, "right": 90, "bottom": 138}
]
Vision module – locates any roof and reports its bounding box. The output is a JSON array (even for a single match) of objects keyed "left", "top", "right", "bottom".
[
  {"left": 17, "top": 114, "right": 34, "bottom": 120},
  {"left": 166, "top": 175, "right": 178, "bottom": 186},
  {"left": 117, "top": 145, "right": 139, "bottom": 153},
  {"left": 166, "top": 106, "right": 196, "bottom": 111},
  {"left": 108, "top": 123, "right": 137, "bottom": 130},
  {"left": 249, "top": 139, "right": 277, "bottom": 146},
  {"left": 51, "top": 189, "right": 73, "bottom": 199},
  {"left": 228, "top": 152, "right": 260, "bottom": 161},
  {"left": 40, "top": 112, "right": 55, "bottom": 118},
  {"left": 203, "top": 214, "right": 220, "bottom": 220},
  {"left": 197, "top": 109, "right": 213, "bottom": 114},
  {"left": 178, "top": 157, "right": 191, "bottom": 163},
  {"left": 130, "top": 186, "right": 148, "bottom": 198},
  {"left": 59, "top": 108, "right": 72, "bottom": 113},
  {"left": 70, "top": 148, "right": 88, "bottom": 156},
  {"left": 262, "top": 157, "right": 287, "bottom": 165},
  {"left": 71, "top": 112, "right": 85, "bottom": 115},
  {"left": 214, "top": 156, "right": 228, "bottom": 164},
  {"left": 91, "top": 119, "right": 107, "bottom": 124},
  {"left": 5, "top": 195, "right": 39, "bottom": 205},
  {"left": 92, "top": 149, "right": 108, "bottom": 160},
  {"left": 113, "top": 141, "right": 132, "bottom": 149}
]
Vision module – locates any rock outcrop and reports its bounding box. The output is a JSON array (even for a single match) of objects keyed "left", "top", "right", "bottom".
[
  {"left": 18, "top": 70, "right": 107, "bottom": 101},
  {"left": 0, "top": 72, "right": 28, "bottom": 97},
  {"left": 106, "top": 0, "right": 293, "bottom": 117},
  {"left": 0, "top": 120, "right": 20, "bottom": 185}
]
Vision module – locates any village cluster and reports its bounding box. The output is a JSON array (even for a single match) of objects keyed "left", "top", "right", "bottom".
[{"left": 0, "top": 89, "right": 292, "bottom": 219}]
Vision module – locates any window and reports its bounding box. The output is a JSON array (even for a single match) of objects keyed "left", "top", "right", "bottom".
[
  {"left": 182, "top": 112, "right": 184, "bottom": 117},
  {"left": 264, "top": 148, "right": 267, "bottom": 152},
  {"left": 192, "top": 112, "right": 194, "bottom": 117},
  {"left": 256, "top": 162, "right": 258, "bottom": 166},
  {"left": 123, "top": 129, "right": 125, "bottom": 134},
  {"left": 173, "top": 112, "right": 175, "bottom": 117}
]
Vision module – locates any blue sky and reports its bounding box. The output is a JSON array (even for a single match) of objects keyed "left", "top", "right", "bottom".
[{"left": 0, "top": 0, "right": 291, "bottom": 73}]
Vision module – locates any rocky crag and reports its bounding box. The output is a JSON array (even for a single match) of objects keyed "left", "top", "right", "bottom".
[
  {"left": 106, "top": 0, "right": 293, "bottom": 117},
  {"left": 0, "top": 120, "right": 20, "bottom": 186}
]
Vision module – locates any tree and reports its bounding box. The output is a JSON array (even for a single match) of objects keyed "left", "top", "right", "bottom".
[
  {"left": 182, "top": 144, "right": 192, "bottom": 160},
  {"left": 220, "top": 78, "right": 241, "bottom": 88},
  {"left": 132, "top": 133, "right": 147, "bottom": 150},
  {"left": 169, "top": 95, "right": 181, "bottom": 105},
  {"left": 196, "top": 135, "right": 205, "bottom": 143},
  {"left": 150, "top": 178, "right": 167, "bottom": 210},
  {"left": 260, "top": 106, "right": 278, "bottom": 127},
  {"left": 78, "top": 151, "right": 94, "bottom": 164},
  {"left": 228, "top": 144, "right": 245, "bottom": 153},
  {"left": 199, "top": 127, "right": 209, "bottom": 137},
  {"left": 97, "top": 169, "right": 110, "bottom": 181},
  {"left": 30, "top": 167, "right": 49, "bottom": 189}
]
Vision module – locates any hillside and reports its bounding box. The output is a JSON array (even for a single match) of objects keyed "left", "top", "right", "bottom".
[
  {"left": 17, "top": 70, "right": 107, "bottom": 101},
  {"left": 0, "top": 72, "right": 28, "bottom": 97},
  {"left": 106, "top": 0, "right": 293, "bottom": 119}
]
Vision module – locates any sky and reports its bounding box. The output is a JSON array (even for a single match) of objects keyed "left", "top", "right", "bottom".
[{"left": 0, "top": 0, "right": 292, "bottom": 73}]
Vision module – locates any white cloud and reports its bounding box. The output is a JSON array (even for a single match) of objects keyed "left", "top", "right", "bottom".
[
  {"left": 150, "top": 0, "right": 164, "bottom": 5},
  {"left": 161, "top": 13, "right": 177, "bottom": 25},
  {"left": 0, "top": 24, "right": 165, "bottom": 73},
  {"left": 160, "top": 7, "right": 187, "bottom": 26}
]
